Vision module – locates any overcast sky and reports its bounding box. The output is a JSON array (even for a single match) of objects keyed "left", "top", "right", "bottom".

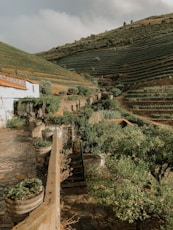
[{"left": 0, "top": 0, "right": 173, "bottom": 53}]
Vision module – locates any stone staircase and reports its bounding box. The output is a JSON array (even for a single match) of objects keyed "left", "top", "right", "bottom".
[{"left": 61, "top": 150, "right": 87, "bottom": 195}]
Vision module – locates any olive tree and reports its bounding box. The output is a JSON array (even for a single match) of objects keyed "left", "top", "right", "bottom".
[{"left": 88, "top": 155, "right": 173, "bottom": 229}]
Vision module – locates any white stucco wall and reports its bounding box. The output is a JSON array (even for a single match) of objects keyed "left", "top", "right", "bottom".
[
  {"left": 0, "top": 81, "right": 39, "bottom": 128},
  {"left": 0, "top": 98, "right": 14, "bottom": 127},
  {"left": 25, "top": 82, "right": 39, "bottom": 98}
]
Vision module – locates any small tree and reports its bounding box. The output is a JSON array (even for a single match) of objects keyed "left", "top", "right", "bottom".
[
  {"left": 77, "top": 86, "right": 92, "bottom": 97},
  {"left": 40, "top": 80, "right": 52, "bottom": 95},
  {"left": 67, "top": 87, "right": 79, "bottom": 95},
  {"left": 110, "top": 87, "right": 122, "bottom": 97},
  {"left": 88, "top": 155, "right": 173, "bottom": 229}
]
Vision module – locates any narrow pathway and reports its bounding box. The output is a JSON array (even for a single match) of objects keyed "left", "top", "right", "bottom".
[{"left": 0, "top": 127, "right": 37, "bottom": 230}]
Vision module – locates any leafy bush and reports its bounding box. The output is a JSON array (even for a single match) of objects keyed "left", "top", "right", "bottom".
[
  {"left": 49, "top": 111, "right": 76, "bottom": 125},
  {"left": 101, "top": 110, "right": 122, "bottom": 119},
  {"left": 110, "top": 87, "right": 122, "bottom": 97},
  {"left": 67, "top": 87, "right": 79, "bottom": 95},
  {"left": 39, "top": 80, "right": 52, "bottom": 95},
  {"left": 33, "top": 140, "right": 52, "bottom": 147},
  {"left": 77, "top": 86, "right": 92, "bottom": 97},
  {"left": 92, "top": 99, "right": 117, "bottom": 110},
  {"left": 18, "top": 95, "right": 61, "bottom": 114},
  {"left": 7, "top": 117, "right": 26, "bottom": 128},
  {"left": 88, "top": 155, "right": 173, "bottom": 227}
]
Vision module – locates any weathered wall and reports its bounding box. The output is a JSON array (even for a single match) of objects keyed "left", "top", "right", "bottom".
[
  {"left": 0, "top": 75, "right": 39, "bottom": 128},
  {"left": 13, "top": 128, "right": 62, "bottom": 230},
  {"left": 58, "top": 93, "right": 101, "bottom": 114},
  {"left": 31, "top": 123, "right": 45, "bottom": 139},
  {"left": 61, "top": 98, "right": 87, "bottom": 112}
]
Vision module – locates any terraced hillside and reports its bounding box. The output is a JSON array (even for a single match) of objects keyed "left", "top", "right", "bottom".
[
  {"left": 38, "top": 13, "right": 173, "bottom": 125},
  {"left": 123, "top": 84, "right": 173, "bottom": 126},
  {"left": 0, "top": 42, "right": 94, "bottom": 94},
  {"left": 38, "top": 13, "right": 173, "bottom": 91}
]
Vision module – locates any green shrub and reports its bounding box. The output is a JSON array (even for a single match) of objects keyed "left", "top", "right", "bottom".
[
  {"left": 110, "top": 87, "right": 122, "bottom": 97},
  {"left": 7, "top": 117, "right": 26, "bottom": 128},
  {"left": 49, "top": 111, "right": 75, "bottom": 125},
  {"left": 33, "top": 140, "right": 52, "bottom": 147},
  {"left": 67, "top": 87, "right": 79, "bottom": 95},
  {"left": 77, "top": 86, "right": 92, "bottom": 97},
  {"left": 18, "top": 95, "right": 61, "bottom": 114},
  {"left": 39, "top": 80, "right": 52, "bottom": 95},
  {"left": 88, "top": 155, "right": 173, "bottom": 227}
]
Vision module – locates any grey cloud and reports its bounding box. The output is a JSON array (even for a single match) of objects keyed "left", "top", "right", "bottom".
[{"left": 0, "top": 0, "right": 173, "bottom": 53}]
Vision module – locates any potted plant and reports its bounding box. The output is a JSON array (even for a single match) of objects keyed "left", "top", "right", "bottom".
[
  {"left": 3, "top": 178, "right": 44, "bottom": 224},
  {"left": 35, "top": 119, "right": 42, "bottom": 127},
  {"left": 33, "top": 140, "right": 52, "bottom": 162},
  {"left": 42, "top": 127, "right": 54, "bottom": 139}
]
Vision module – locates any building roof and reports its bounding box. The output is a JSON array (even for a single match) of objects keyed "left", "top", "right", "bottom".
[
  {"left": 0, "top": 72, "right": 39, "bottom": 89},
  {"left": 27, "top": 79, "right": 39, "bottom": 84},
  {"left": 0, "top": 72, "right": 39, "bottom": 84},
  {"left": 0, "top": 79, "right": 26, "bottom": 90}
]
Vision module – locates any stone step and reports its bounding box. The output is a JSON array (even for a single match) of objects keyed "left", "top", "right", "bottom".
[
  {"left": 70, "top": 159, "right": 83, "bottom": 165},
  {"left": 0, "top": 223, "right": 13, "bottom": 229},
  {"left": 0, "top": 212, "right": 13, "bottom": 230},
  {"left": 61, "top": 181, "right": 87, "bottom": 195},
  {"left": 0, "top": 194, "right": 3, "bottom": 202},
  {"left": 64, "top": 175, "right": 85, "bottom": 183},
  {"left": 71, "top": 171, "right": 84, "bottom": 177}
]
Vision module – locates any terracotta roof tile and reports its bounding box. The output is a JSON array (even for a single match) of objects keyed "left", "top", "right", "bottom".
[
  {"left": 0, "top": 72, "right": 39, "bottom": 84},
  {"left": 0, "top": 79, "right": 26, "bottom": 90}
]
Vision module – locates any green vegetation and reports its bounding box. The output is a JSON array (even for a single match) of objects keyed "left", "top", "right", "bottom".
[
  {"left": 3, "top": 178, "right": 43, "bottom": 201},
  {"left": 88, "top": 155, "right": 173, "bottom": 228},
  {"left": 55, "top": 98, "right": 172, "bottom": 228},
  {"left": 48, "top": 111, "right": 76, "bottom": 125},
  {"left": 85, "top": 121, "right": 173, "bottom": 228},
  {"left": 6, "top": 117, "right": 26, "bottom": 128},
  {"left": 3, "top": 12, "right": 173, "bottom": 229},
  {"left": 0, "top": 41, "right": 94, "bottom": 90},
  {"left": 39, "top": 80, "right": 52, "bottom": 95},
  {"left": 18, "top": 95, "right": 61, "bottom": 114},
  {"left": 67, "top": 87, "right": 79, "bottom": 95},
  {"left": 67, "top": 86, "right": 95, "bottom": 97},
  {"left": 124, "top": 85, "right": 173, "bottom": 125},
  {"left": 38, "top": 13, "right": 173, "bottom": 61},
  {"left": 38, "top": 13, "right": 173, "bottom": 93},
  {"left": 33, "top": 140, "right": 52, "bottom": 148}
]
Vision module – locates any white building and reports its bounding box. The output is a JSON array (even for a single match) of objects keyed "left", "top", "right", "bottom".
[{"left": 0, "top": 73, "right": 39, "bottom": 128}]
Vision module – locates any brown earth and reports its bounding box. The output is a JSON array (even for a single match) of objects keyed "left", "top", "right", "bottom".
[{"left": 61, "top": 190, "right": 162, "bottom": 230}]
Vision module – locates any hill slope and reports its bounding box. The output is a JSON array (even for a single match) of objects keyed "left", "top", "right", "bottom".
[
  {"left": 0, "top": 42, "right": 94, "bottom": 94},
  {"left": 38, "top": 13, "right": 173, "bottom": 126},
  {"left": 38, "top": 13, "right": 173, "bottom": 91}
]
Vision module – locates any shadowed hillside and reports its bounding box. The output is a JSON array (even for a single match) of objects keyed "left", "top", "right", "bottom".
[{"left": 0, "top": 42, "right": 94, "bottom": 94}]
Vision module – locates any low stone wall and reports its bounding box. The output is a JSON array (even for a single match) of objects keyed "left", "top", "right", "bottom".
[
  {"left": 61, "top": 98, "right": 88, "bottom": 112},
  {"left": 13, "top": 128, "right": 62, "bottom": 230},
  {"left": 31, "top": 122, "right": 45, "bottom": 139}
]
